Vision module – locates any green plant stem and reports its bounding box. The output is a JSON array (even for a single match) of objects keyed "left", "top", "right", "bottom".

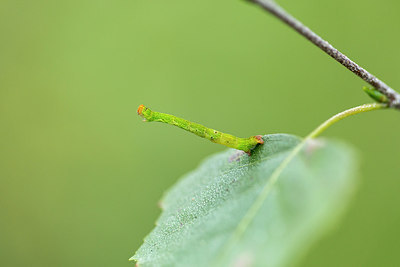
[
  {"left": 216, "top": 103, "right": 386, "bottom": 265},
  {"left": 307, "top": 103, "right": 387, "bottom": 139}
]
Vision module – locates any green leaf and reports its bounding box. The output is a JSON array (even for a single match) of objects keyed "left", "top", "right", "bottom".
[
  {"left": 362, "top": 86, "right": 389, "bottom": 103},
  {"left": 132, "top": 134, "right": 358, "bottom": 267}
]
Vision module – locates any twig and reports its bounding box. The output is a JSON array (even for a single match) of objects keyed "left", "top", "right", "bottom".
[{"left": 246, "top": 0, "right": 400, "bottom": 109}]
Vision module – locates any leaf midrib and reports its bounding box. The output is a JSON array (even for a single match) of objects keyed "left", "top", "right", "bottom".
[{"left": 214, "top": 137, "right": 307, "bottom": 266}]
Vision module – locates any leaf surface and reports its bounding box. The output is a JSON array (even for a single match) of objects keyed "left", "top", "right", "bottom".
[{"left": 132, "top": 134, "right": 358, "bottom": 267}]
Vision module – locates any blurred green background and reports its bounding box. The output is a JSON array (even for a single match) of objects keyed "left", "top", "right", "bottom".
[{"left": 1, "top": 0, "right": 399, "bottom": 266}]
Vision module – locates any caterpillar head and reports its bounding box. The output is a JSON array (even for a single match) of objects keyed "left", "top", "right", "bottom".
[
  {"left": 253, "top": 135, "right": 264, "bottom": 145},
  {"left": 137, "top": 104, "right": 151, "bottom": 121}
]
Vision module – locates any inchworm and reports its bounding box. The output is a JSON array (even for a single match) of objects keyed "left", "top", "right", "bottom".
[{"left": 137, "top": 105, "right": 264, "bottom": 154}]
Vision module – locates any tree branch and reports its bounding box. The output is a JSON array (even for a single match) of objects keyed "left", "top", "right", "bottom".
[{"left": 247, "top": 0, "right": 400, "bottom": 109}]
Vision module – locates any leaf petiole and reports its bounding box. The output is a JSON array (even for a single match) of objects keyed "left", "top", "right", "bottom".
[{"left": 306, "top": 103, "right": 387, "bottom": 139}]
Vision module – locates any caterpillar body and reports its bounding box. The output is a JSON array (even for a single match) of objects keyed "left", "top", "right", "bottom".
[{"left": 137, "top": 105, "right": 263, "bottom": 154}]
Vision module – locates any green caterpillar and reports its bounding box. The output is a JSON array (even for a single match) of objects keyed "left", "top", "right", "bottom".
[{"left": 137, "top": 105, "right": 264, "bottom": 154}]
